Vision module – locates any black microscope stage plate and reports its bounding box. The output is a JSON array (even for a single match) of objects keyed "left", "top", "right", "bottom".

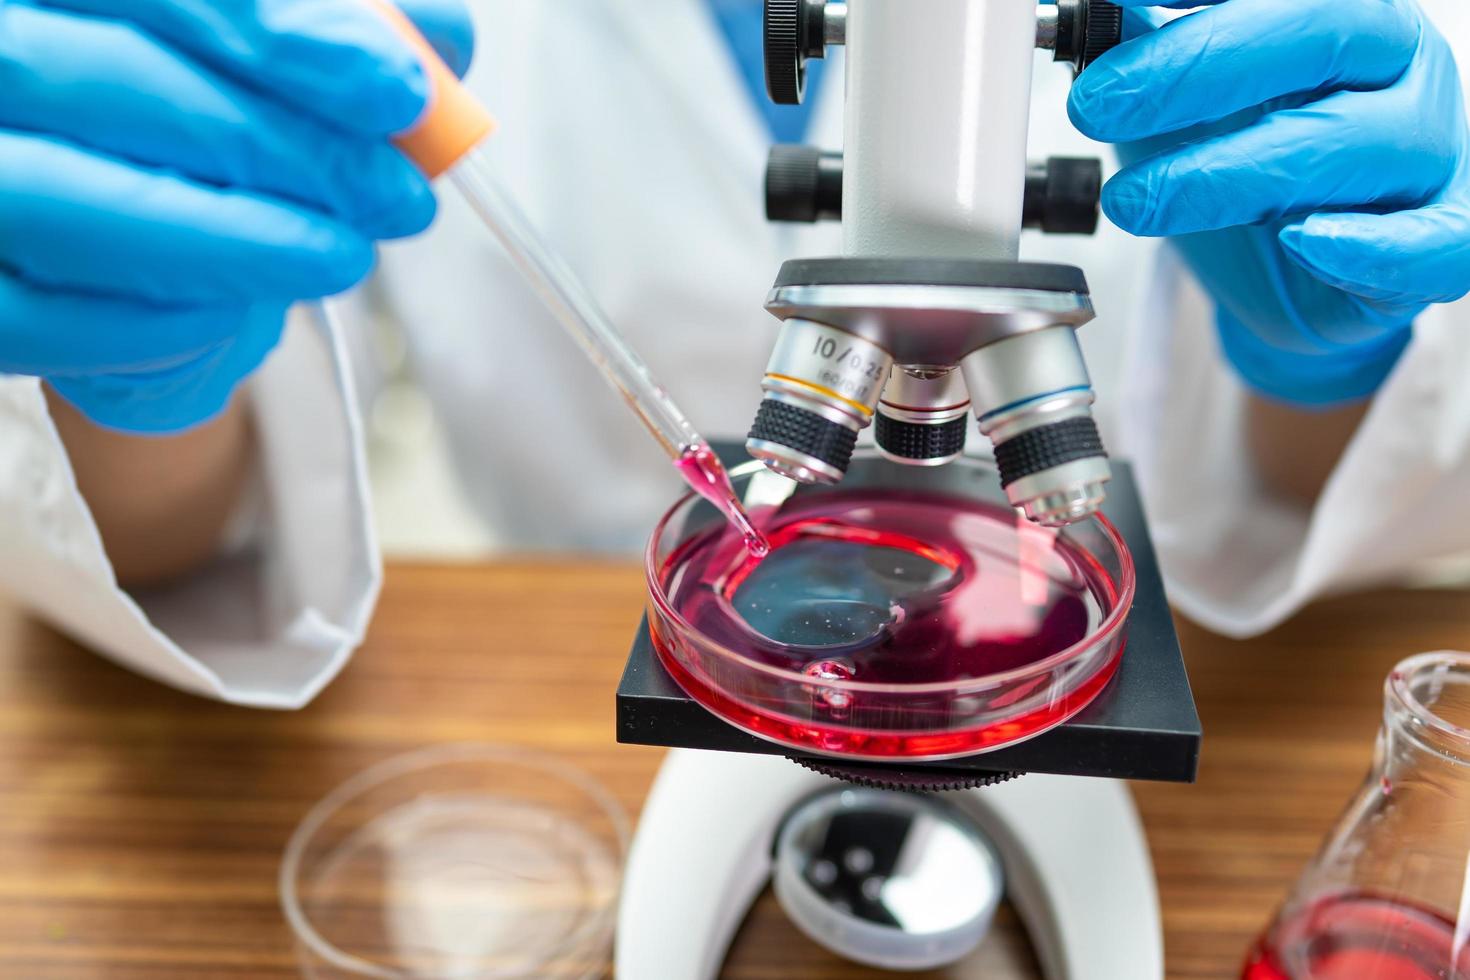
[{"left": 616, "top": 450, "right": 1201, "bottom": 784}]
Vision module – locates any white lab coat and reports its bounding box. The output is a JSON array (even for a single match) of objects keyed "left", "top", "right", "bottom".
[{"left": 4, "top": 0, "right": 1470, "bottom": 706}]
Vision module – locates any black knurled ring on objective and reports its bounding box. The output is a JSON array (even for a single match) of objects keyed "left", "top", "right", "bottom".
[
  {"left": 764, "top": 0, "right": 805, "bottom": 104},
  {"left": 875, "top": 413, "right": 968, "bottom": 461},
  {"left": 749, "top": 400, "right": 857, "bottom": 473},
  {"left": 994, "top": 417, "right": 1106, "bottom": 488}
]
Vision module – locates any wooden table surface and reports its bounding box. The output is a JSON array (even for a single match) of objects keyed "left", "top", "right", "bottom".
[{"left": 1, "top": 562, "right": 1467, "bottom": 979}]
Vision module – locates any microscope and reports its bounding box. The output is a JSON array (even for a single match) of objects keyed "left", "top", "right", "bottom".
[
  {"left": 745, "top": 0, "right": 1119, "bottom": 527},
  {"left": 615, "top": 2, "right": 1200, "bottom": 976}
]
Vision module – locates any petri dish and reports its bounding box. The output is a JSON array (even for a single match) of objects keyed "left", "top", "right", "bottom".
[
  {"left": 646, "top": 452, "right": 1135, "bottom": 761},
  {"left": 280, "top": 743, "right": 629, "bottom": 979}
]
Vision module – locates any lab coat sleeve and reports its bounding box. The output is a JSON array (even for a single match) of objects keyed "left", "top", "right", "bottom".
[
  {"left": 1115, "top": 1, "right": 1470, "bottom": 638},
  {"left": 0, "top": 304, "right": 380, "bottom": 708},
  {"left": 1116, "top": 246, "right": 1470, "bottom": 638}
]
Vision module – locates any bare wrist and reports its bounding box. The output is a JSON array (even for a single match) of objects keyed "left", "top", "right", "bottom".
[{"left": 45, "top": 385, "right": 258, "bottom": 589}]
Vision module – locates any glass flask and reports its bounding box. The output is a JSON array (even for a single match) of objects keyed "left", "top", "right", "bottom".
[{"left": 1243, "top": 652, "right": 1470, "bottom": 980}]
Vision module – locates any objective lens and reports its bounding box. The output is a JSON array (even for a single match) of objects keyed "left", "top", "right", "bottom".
[
  {"left": 986, "top": 397, "right": 1110, "bottom": 527},
  {"left": 747, "top": 319, "right": 894, "bottom": 484},
  {"left": 874, "top": 367, "right": 970, "bottom": 467},
  {"left": 961, "top": 327, "right": 1110, "bottom": 527}
]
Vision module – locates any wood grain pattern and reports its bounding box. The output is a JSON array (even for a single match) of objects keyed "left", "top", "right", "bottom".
[{"left": 0, "top": 562, "right": 1465, "bottom": 978}]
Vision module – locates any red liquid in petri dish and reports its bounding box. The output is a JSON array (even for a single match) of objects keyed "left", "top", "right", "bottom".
[
  {"left": 652, "top": 487, "right": 1125, "bottom": 758},
  {"left": 1243, "top": 893, "right": 1467, "bottom": 980}
]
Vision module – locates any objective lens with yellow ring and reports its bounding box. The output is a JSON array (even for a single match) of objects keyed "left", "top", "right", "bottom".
[{"left": 746, "top": 319, "right": 893, "bottom": 484}]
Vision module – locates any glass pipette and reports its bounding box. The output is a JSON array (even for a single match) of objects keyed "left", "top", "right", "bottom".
[
  {"left": 364, "top": 0, "right": 769, "bottom": 555},
  {"left": 448, "top": 152, "right": 769, "bottom": 555}
]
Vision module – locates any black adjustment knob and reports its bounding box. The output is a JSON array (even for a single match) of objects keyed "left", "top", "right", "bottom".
[
  {"left": 1023, "top": 157, "right": 1102, "bottom": 235},
  {"left": 1054, "top": 0, "right": 1124, "bottom": 75},
  {"left": 765, "top": 0, "right": 829, "bottom": 105},
  {"left": 766, "top": 145, "right": 844, "bottom": 223}
]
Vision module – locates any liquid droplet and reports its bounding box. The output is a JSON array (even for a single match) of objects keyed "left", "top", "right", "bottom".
[
  {"left": 803, "top": 658, "right": 856, "bottom": 714},
  {"left": 673, "top": 443, "right": 770, "bottom": 557},
  {"left": 804, "top": 659, "right": 856, "bottom": 682}
]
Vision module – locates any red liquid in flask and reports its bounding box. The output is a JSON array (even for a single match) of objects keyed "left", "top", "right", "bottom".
[
  {"left": 1243, "top": 893, "right": 1467, "bottom": 980},
  {"left": 652, "top": 487, "right": 1125, "bottom": 758}
]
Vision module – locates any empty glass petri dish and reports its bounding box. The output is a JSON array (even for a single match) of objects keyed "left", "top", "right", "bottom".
[
  {"left": 280, "top": 743, "right": 628, "bottom": 979},
  {"left": 646, "top": 453, "right": 1135, "bottom": 761}
]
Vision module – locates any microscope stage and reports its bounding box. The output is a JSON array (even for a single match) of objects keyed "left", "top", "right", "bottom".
[{"left": 617, "top": 456, "right": 1201, "bottom": 784}]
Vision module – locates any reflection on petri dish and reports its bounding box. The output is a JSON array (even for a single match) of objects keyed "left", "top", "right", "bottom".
[{"left": 647, "top": 454, "right": 1133, "bottom": 761}]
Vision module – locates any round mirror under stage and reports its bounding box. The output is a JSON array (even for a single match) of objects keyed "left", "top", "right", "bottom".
[{"left": 645, "top": 453, "right": 1135, "bottom": 761}]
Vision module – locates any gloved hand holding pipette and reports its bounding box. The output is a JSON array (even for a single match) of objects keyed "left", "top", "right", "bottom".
[
  {"left": 0, "top": 0, "right": 470, "bottom": 433},
  {"left": 1070, "top": 0, "right": 1470, "bottom": 406},
  {"left": 0, "top": 0, "right": 763, "bottom": 547}
]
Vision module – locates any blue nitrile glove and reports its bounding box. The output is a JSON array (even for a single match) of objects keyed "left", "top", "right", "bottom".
[
  {"left": 0, "top": 0, "right": 474, "bottom": 433},
  {"left": 1069, "top": 0, "right": 1470, "bottom": 406}
]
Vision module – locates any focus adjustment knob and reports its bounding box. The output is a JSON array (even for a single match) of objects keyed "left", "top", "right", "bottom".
[
  {"left": 1023, "top": 157, "right": 1102, "bottom": 235},
  {"left": 1054, "top": 0, "right": 1123, "bottom": 75},
  {"left": 766, "top": 145, "right": 844, "bottom": 223},
  {"left": 765, "top": 150, "right": 1100, "bottom": 232},
  {"left": 765, "top": 0, "right": 830, "bottom": 105}
]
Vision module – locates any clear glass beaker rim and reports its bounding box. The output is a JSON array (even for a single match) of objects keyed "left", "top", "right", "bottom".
[
  {"left": 1387, "top": 652, "right": 1470, "bottom": 764},
  {"left": 278, "top": 742, "right": 631, "bottom": 980},
  {"left": 644, "top": 453, "right": 1137, "bottom": 697}
]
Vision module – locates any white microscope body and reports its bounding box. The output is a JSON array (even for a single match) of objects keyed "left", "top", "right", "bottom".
[
  {"left": 617, "top": 750, "right": 1161, "bottom": 978},
  {"left": 617, "top": 1, "right": 1163, "bottom": 975}
]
